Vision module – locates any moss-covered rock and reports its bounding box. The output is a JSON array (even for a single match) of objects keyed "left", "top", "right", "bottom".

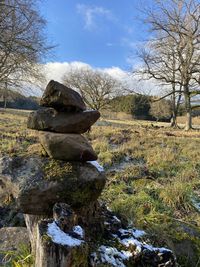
[{"left": 0, "top": 155, "right": 106, "bottom": 215}]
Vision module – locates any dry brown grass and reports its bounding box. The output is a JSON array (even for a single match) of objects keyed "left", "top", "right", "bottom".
[
  {"left": 177, "top": 115, "right": 200, "bottom": 126},
  {"left": 0, "top": 109, "right": 37, "bottom": 156},
  {"left": 1, "top": 108, "right": 200, "bottom": 266}
]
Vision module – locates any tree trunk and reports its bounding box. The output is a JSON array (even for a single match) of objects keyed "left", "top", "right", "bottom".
[
  {"left": 24, "top": 211, "right": 89, "bottom": 267},
  {"left": 184, "top": 90, "right": 192, "bottom": 131},
  {"left": 24, "top": 214, "right": 47, "bottom": 254},
  {"left": 170, "top": 89, "right": 175, "bottom": 127},
  {"left": 3, "top": 82, "right": 7, "bottom": 109},
  {"left": 185, "top": 111, "right": 192, "bottom": 131},
  {"left": 170, "top": 83, "right": 178, "bottom": 128},
  {"left": 35, "top": 220, "right": 88, "bottom": 267},
  {"left": 170, "top": 112, "right": 177, "bottom": 127}
]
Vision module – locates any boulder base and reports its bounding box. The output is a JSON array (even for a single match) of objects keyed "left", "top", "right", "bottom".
[
  {"left": 39, "top": 131, "right": 97, "bottom": 161},
  {"left": 0, "top": 155, "right": 106, "bottom": 215},
  {"left": 27, "top": 108, "right": 100, "bottom": 133},
  {"left": 40, "top": 80, "right": 86, "bottom": 111}
]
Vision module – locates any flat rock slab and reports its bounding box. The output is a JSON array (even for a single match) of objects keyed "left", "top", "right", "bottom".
[
  {"left": 0, "top": 227, "right": 29, "bottom": 264},
  {"left": 40, "top": 80, "right": 86, "bottom": 111},
  {"left": 0, "top": 155, "right": 106, "bottom": 215},
  {"left": 27, "top": 108, "right": 100, "bottom": 133},
  {"left": 39, "top": 132, "right": 97, "bottom": 161}
]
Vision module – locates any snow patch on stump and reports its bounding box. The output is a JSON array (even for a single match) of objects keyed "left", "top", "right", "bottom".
[{"left": 47, "top": 221, "right": 84, "bottom": 247}]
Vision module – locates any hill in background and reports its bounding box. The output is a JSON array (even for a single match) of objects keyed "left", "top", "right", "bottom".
[{"left": 0, "top": 89, "right": 39, "bottom": 110}]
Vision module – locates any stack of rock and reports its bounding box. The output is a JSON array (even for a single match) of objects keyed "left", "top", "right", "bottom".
[
  {"left": 27, "top": 80, "right": 100, "bottom": 162},
  {"left": 0, "top": 80, "right": 176, "bottom": 267},
  {"left": 0, "top": 80, "right": 106, "bottom": 266}
]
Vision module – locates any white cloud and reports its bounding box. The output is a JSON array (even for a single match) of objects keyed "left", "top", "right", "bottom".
[
  {"left": 76, "top": 4, "right": 115, "bottom": 30},
  {"left": 40, "top": 61, "right": 160, "bottom": 97},
  {"left": 43, "top": 62, "right": 132, "bottom": 88},
  {"left": 103, "top": 67, "right": 128, "bottom": 81},
  {"left": 43, "top": 61, "right": 91, "bottom": 83},
  {"left": 102, "top": 66, "right": 158, "bottom": 95}
]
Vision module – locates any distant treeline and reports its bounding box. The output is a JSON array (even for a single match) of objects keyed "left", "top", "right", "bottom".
[
  {"left": 108, "top": 94, "right": 195, "bottom": 122},
  {"left": 0, "top": 89, "right": 39, "bottom": 110},
  {"left": 109, "top": 94, "right": 200, "bottom": 121},
  {"left": 1, "top": 89, "right": 200, "bottom": 122}
]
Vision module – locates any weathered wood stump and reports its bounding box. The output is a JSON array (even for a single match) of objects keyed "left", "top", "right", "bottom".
[
  {"left": 25, "top": 204, "right": 88, "bottom": 267},
  {"left": 24, "top": 214, "right": 47, "bottom": 254},
  {"left": 35, "top": 220, "right": 88, "bottom": 267}
]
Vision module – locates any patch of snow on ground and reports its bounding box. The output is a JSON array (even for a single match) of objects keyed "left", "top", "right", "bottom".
[
  {"left": 117, "top": 228, "right": 172, "bottom": 255},
  {"left": 132, "top": 229, "right": 146, "bottom": 238},
  {"left": 118, "top": 228, "right": 146, "bottom": 238},
  {"left": 119, "top": 236, "right": 172, "bottom": 255},
  {"left": 47, "top": 221, "right": 83, "bottom": 247},
  {"left": 157, "top": 247, "right": 172, "bottom": 253},
  {"left": 91, "top": 245, "right": 132, "bottom": 267},
  {"left": 73, "top": 225, "right": 84, "bottom": 238},
  {"left": 120, "top": 237, "right": 142, "bottom": 252},
  {"left": 191, "top": 198, "right": 200, "bottom": 212},
  {"left": 113, "top": 216, "right": 121, "bottom": 222},
  {"left": 106, "top": 206, "right": 112, "bottom": 212},
  {"left": 87, "top": 161, "right": 104, "bottom": 172}
]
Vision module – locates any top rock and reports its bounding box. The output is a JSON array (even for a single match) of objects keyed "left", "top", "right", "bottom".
[{"left": 40, "top": 80, "right": 86, "bottom": 111}]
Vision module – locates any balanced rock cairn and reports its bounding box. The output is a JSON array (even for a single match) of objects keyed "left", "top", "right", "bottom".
[
  {"left": 0, "top": 80, "right": 106, "bottom": 266},
  {"left": 0, "top": 80, "right": 176, "bottom": 267},
  {"left": 27, "top": 80, "right": 100, "bottom": 162}
]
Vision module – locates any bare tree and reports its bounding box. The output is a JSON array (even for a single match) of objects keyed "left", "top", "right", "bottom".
[
  {"left": 150, "top": 99, "right": 172, "bottom": 122},
  {"left": 137, "top": 0, "right": 200, "bottom": 130},
  {"left": 138, "top": 37, "right": 183, "bottom": 127},
  {"left": 62, "top": 67, "right": 121, "bottom": 110},
  {"left": 0, "top": 0, "right": 51, "bottom": 106}
]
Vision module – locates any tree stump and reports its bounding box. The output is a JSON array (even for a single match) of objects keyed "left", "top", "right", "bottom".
[
  {"left": 25, "top": 204, "right": 88, "bottom": 267},
  {"left": 35, "top": 220, "right": 88, "bottom": 267}
]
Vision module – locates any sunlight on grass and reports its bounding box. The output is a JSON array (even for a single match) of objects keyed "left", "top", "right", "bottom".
[{"left": 0, "top": 109, "right": 200, "bottom": 266}]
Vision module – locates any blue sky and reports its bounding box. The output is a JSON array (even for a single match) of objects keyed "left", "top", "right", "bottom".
[{"left": 39, "top": 0, "right": 151, "bottom": 69}]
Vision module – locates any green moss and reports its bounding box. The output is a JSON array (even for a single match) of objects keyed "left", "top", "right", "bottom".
[
  {"left": 43, "top": 159, "right": 75, "bottom": 181},
  {"left": 69, "top": 244, "right": 89, "bottom": 267},
  {"left": 71, "top": 188, "right": 91, "bottom": 204},
  {"left": 70, "top": 180, "right": 102, "bottom": 205}
]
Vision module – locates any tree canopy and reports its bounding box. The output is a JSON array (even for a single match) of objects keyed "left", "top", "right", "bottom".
[
  {"left": 62, "top": 67, "right": 122, "bottom": 110},
  {"left": 0, "top": 0, "right": 51, "bottom": 99},
  {"left": 137, "top": 0, "right": 200, "bottom": 129}
]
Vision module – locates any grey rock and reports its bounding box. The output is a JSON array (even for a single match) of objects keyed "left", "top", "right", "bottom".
[
  {"left": 40, "top": 80, "right": 86, "bottom": 111},
  {"left": 0, "top": 207, "right": 25, "bottom": 228},
  {"left": 27, "top": 108, "right": 100, "bottom": 133},
  {"left": 0, "top": 155, "right": 106, "bottom": 215},
  {"left": 39, "top": 131, "right": 97, "bottom": 161}
]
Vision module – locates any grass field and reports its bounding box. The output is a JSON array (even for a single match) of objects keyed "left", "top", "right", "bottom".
[{"left": 0, "top": 108, "right": 200, "bottom": 266}]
